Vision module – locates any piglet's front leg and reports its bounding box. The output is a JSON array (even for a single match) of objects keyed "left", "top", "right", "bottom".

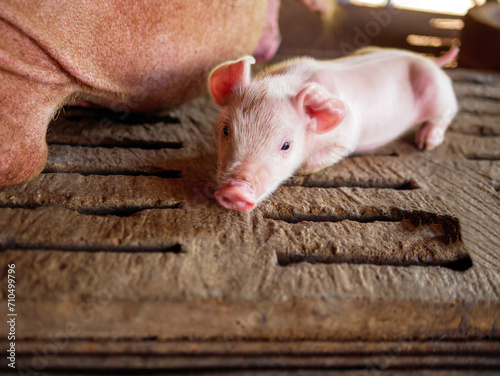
[{"left": 298, "top": 143, "right": 352, "bottom": 175}]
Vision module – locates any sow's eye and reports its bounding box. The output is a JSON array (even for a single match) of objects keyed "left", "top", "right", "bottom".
[
  {"left": 281, "top": 142, "right": 291, "bottom": 151},
  {"left": 222, "top": 125, "right": 229, "bottom": 137}
]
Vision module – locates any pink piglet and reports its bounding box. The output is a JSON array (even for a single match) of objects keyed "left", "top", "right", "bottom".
[{"left": 208, "top": 47, "right": 459, "bottom": 212}]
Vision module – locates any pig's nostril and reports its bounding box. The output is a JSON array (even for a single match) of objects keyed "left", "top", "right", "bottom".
[{"left": 220, "top": 195, "right": 233, "bottom": 206}]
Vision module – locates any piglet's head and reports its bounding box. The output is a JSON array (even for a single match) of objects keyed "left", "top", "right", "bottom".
[{"left": 208, "top": 56, "right": 345, "bottom": 212}]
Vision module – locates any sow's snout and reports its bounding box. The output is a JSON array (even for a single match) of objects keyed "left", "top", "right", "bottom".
[{"left": 214, "top": 180, "right": 256, "bottom": 212}]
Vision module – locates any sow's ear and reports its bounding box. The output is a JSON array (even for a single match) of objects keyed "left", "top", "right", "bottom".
[
  {"left": 208, "top": 56, "right": 256, "bottom": 106},
  {"left": 296, "top": 84, "right": 346, "bottom": 134}
]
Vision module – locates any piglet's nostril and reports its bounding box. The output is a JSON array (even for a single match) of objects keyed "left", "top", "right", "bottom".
[{"left": 220, "top": 195, "right": 233, "bottom": 206}]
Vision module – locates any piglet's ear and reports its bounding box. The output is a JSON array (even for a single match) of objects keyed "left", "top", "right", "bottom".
[
  {"left": 296, "top": 84, "right": 346, "bottom": 134},
  {"left": 208, "top": 56, "right": 256, "bottom": 106}
]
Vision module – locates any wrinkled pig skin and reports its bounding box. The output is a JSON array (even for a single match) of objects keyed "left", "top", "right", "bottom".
[
  {"left": 209, "top": 48, "right": 458, "bottom": 212},
  {"left": 0, "top": 0, "right": 278, "bottom": 187}
]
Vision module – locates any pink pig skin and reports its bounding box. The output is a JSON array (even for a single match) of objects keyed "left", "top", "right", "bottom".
[{"left": 209, "top": 47, "right": 458, "bottom": 212}]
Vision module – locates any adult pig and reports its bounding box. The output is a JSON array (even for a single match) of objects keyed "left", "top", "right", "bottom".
[
  {"left": 209, "top": 47, "right": 458, "bottom": 212},
  {"left": 0, "top": 0, "right": 331, "bottom": 187}
]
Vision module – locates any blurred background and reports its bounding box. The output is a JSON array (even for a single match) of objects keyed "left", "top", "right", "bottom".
[{"left": 276, "top": 0, "right": 500, "bottom": 69}]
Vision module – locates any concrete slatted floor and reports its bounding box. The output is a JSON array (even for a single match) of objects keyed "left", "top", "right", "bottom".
[{"left": 0, "top": 68, "right": 499, "bottom": 373}]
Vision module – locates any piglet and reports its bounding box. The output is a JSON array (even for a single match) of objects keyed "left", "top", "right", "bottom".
[{"left": 208, "top": 47, "right": 459, "bottom": 212}]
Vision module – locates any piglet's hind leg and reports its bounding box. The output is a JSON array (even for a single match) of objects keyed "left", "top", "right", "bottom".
[
  {"left": 415, "top": 107, "right": 457, "bottom": 151},
  {"left": 411, "top": 58, "right": 457, "bottom": 151},
  {"left": 415, "top": 75, "right": 457, "bottom": 151}
]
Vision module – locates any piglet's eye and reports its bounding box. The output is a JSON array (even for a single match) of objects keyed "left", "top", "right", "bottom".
[
  {"left": 281, "top": 142, "right": 290, "bottom": 151},
  {"left": 223, "top": 125, "right": 229, "bottom": 137}
]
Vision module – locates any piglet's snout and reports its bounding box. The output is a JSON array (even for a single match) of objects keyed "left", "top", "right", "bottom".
[{"left": 215, "top": 180, "right": 256, "bottom": 212}]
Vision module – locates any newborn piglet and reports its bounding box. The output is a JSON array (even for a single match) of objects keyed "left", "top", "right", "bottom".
[{"left": 208, "top": 47, "right": 458, "bottom": 212}]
